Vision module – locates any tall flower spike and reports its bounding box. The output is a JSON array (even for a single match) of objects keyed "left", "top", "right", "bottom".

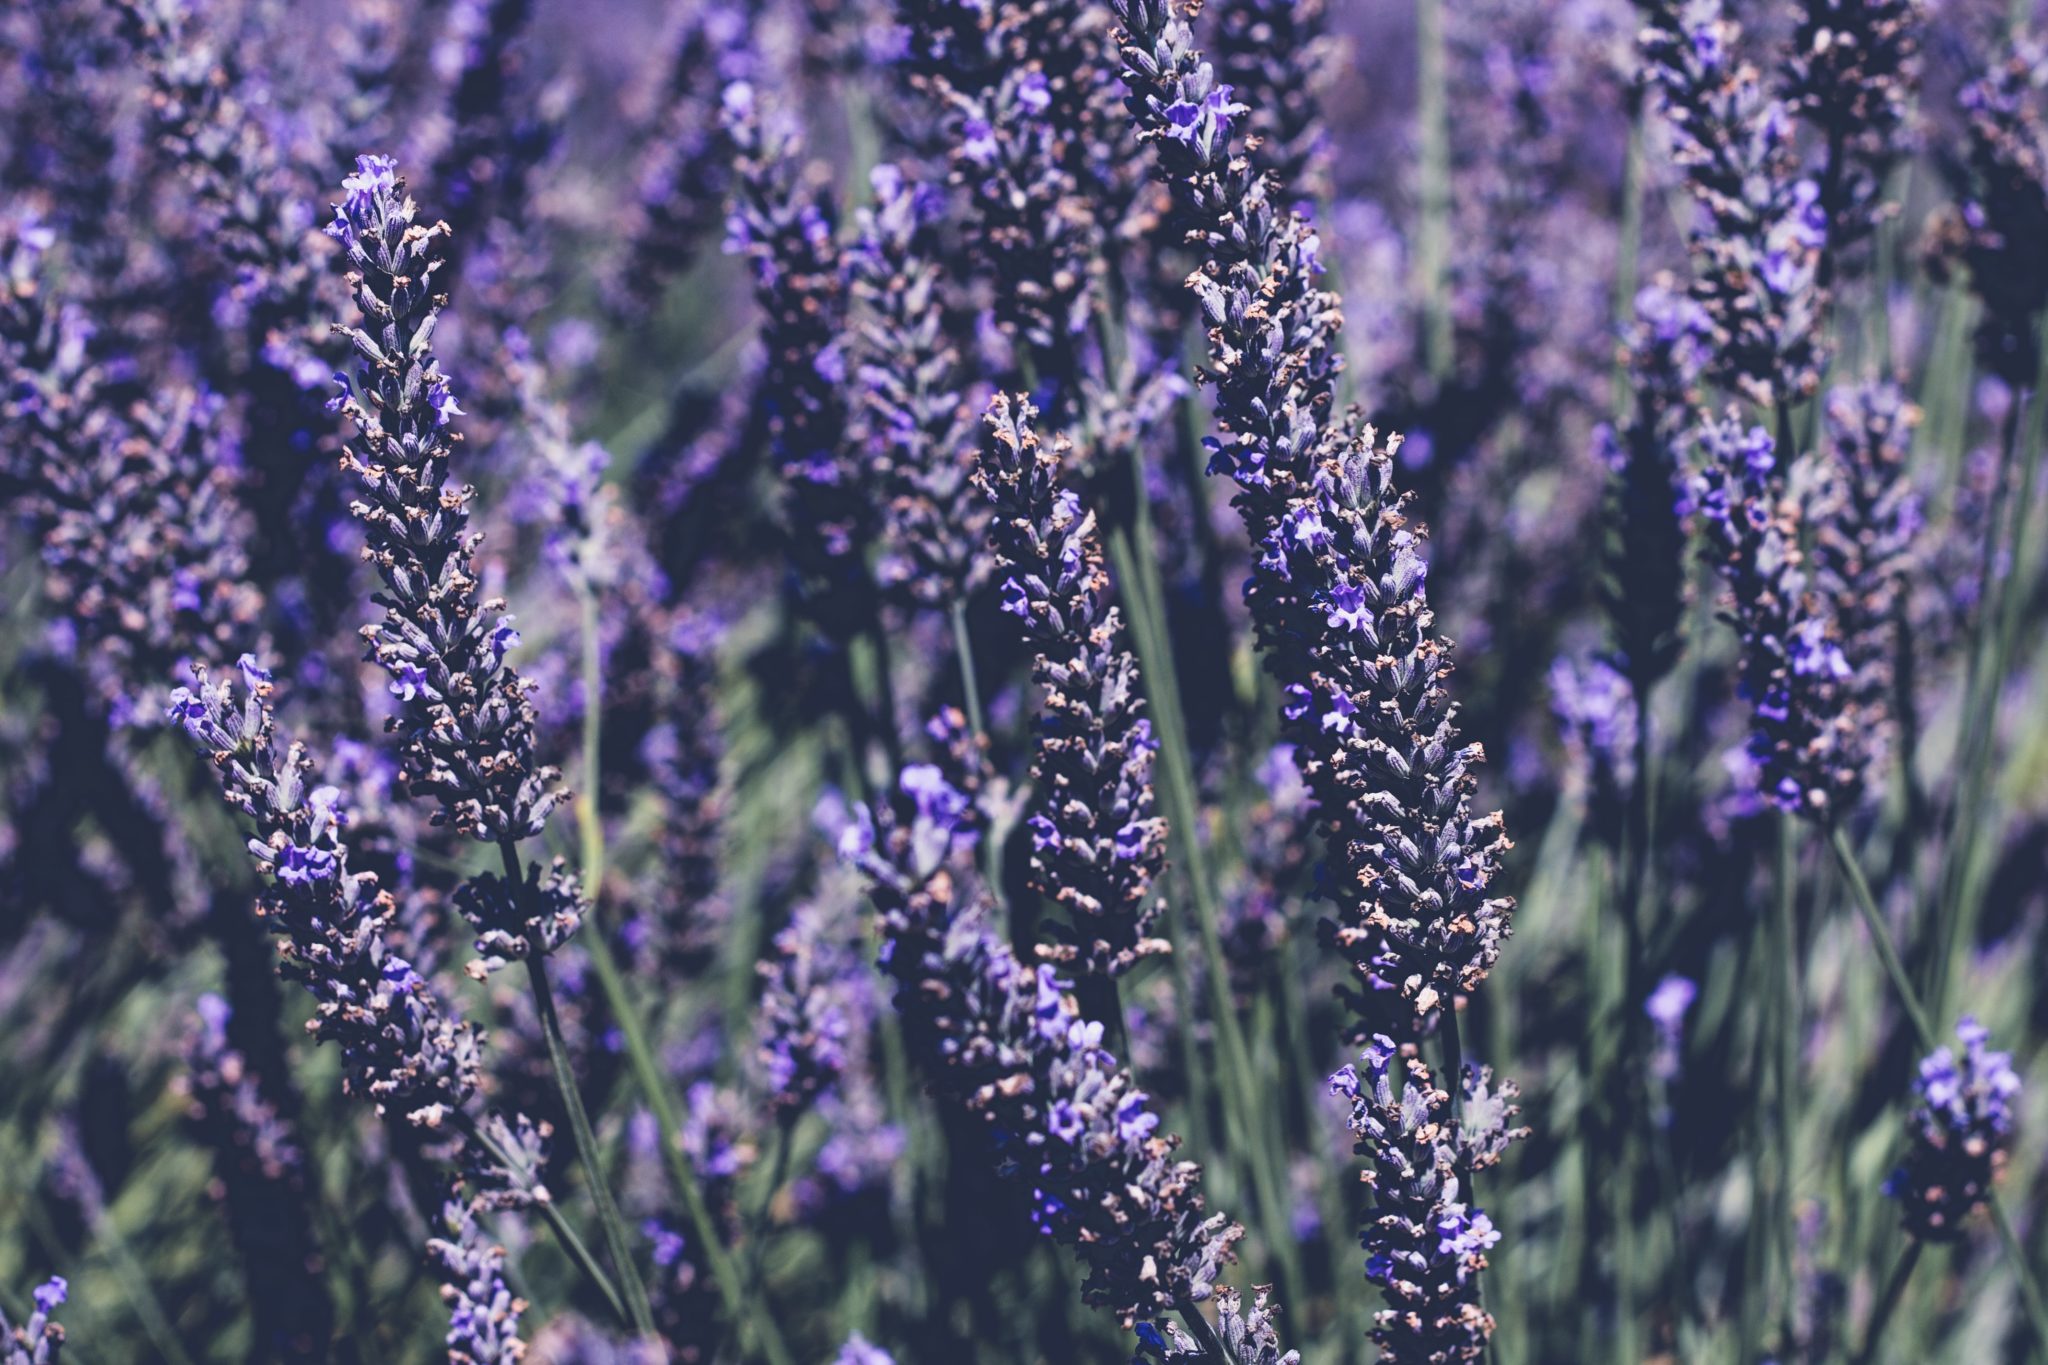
[
  {"left": 1599, "top": 280, "right": 1709, "bottom": 693},
  {"left": 430, "top": 1196, "right": 529, "bottom": 1364},
  {"left": 848, "top": 163, "right": 991, "bottom": 607},
  {"left": 1692, "top": 411, "right": 1872, "bottom": 816},
  {"left": 1633, "top": 0, "right": 1829, "bottom": 406},
  {"left": 1330, "top": 1039, "right": 1528, "bottom": 1364},
  {"left": 1924, "top": 44, "right": 2048, "bottom": 387},
  {"left": 0, "top": 1277, "right": 68, "bottom": 1365},
  {"left": 1780, "top": 0, "right": 1923, "bottom": 278},
  {"left": 326, "top": 154, "right": 566, "bottom": 846},
  {"left": 978, "top": 394, "right": 1168, "bottom": 976},
  {"left": 1115, "top": 0, "right": 1514, "bottom": 1027},
  {"left": 847, "top": 754, "right": 1241, "bottom": 1329},
  {"left": 166, "top": 661, "right": 487, "bottom": 1132},
  {"left": 1208, "top": 0, "right": 1337, "bottom": 210},
  {"left": 721, "top": 82, "right": 873, "bottom": 633},
  {"left": 1887, "top": 1018, "right": 2020, "bottom": 1242},
  {"left": 1807, "top": 381, "right": 1919, "bottom": 755}
]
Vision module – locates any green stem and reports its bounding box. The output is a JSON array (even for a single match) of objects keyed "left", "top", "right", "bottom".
[
  {"left": 1104, "top": 524, "right": 1301, "bottom": 1303},
  {"left": 1772, "top": 816, "right": 1801, "bottom": 1349},
  {"left": 1415, "top": 0, "right": 1452, "bottom": 382},
  {"left": 949, "top": 598, "right": 986, "bottom": 741},
  {"left": 573, "top": 585, "right": 797, "bottom": 1365},
  {"left": 1827, "top": 824, "right": 2048, "bottom": 1354},
  {"left": 464, "top": 1112, "right": 627, "bottom": 1323},
  {"left": 518, "top": 939, "right": 659, "bottom": 1339},
  {"left": 1850, "top": 1239, "right": 1921, "bottom": 1365}
]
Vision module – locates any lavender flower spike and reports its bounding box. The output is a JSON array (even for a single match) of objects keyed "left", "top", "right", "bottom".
[
  {"left": 1634, "top": 0, "right": 1829, "bottom": 406},
  {"left": 326, "top": 154, "right": 567, "bottom": 849},
  {"left": 848, "top": 754, "right": 1240, "bottom": 1328},
  {"left": 1331, "top": 1039, "right": 1528, "bottom": 1363},
  {"left": 431, "top": 1197, "right": 529, "bottom": 1364},
  {"left": 978, "top": 394, "right": 1168, "bottom": 976},
  {"left": 0, "top": 1277, "right": 68, "bottom": 1365},
  {"left": 1887, "top": 1018, "right": 2020, "bottom": 1241},
  {"left": 1692, "top": 412, "right": 1870, "bottom": 816},
  {"left": 1115, "top": 0, "right": 1513, "bottom": 1025}
]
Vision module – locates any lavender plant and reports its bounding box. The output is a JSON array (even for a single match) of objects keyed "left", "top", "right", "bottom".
[
  {"left": 1887, "top": 1017, "right": 2020, "bottom": 1243},
  {"left": 0, "top": 1280, "right": 66, "bottom": 1365},
  {"left": 977, "top": 394, "right": 1167, "bottom": 976}
]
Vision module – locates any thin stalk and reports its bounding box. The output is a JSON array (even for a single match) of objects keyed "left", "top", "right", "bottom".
[
  {"left": 573, "top": 586, "right": 797, "bottom": 1365},
  {"left": 1414, "top": 0, "right": 1452, "bottom": 382},
  {"left": 949, "top": 599, "right": 987, "bottom": 742},
  {"left": 1850, "top": 1239, "right": 1922, "bottom": 1365},
  {"left": 950, "top": 598, "right": 1005, "bottom": 907},
  {"left": 1928, "top": 394, "right": 2026, "bottom": 1014},
  {"left": 1104, "top": 524, "right": 1301, "bottom": 1302},
  {"left": 465, "top": 1112, "right": 626, "bottom": 1323},
  {"left": 517, "top": 936, "right": 660, "bottom": 1339},
  {"left": 1827, "top": 824, "right": 2048, "bottom": 1354},
  {"left": 82, "top": 1189, "right": 202, "bottom": 1365},
  {"left": 1772, "top": 817, "right": 1801, "bottom": 1332}
]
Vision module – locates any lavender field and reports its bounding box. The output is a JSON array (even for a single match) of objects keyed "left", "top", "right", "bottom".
[{"left": 3, "top": 0, "right": 2046, "bottom": 1360}]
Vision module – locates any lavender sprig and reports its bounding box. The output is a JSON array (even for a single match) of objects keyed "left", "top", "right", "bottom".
[
  {"left": 325, "top": 154, "right": 566, "bottom": 850},
  {"left": 1599, "top": 281, "right": 1709, "bottom": 693},
  {"left": 721, "top": 83, "right": 874, "bottom": 633},
  {"left": 0, "top": 1279, "right": 68, "bottom": 1365},
  {"left": 1115, "top": 0, "right": 1514, "bottom": 1027},
  {"left": 978, "top": 394, "right": 1167, "bottom": 976},
  {"left": 1692, "top": 412, "right": 1874, "bottom": 816},
  {"left": 1330, "top": 1040, "right": 1528, "bottom": 1364},
  {"left": 1886, "top": 1018, "right": 2019, "bottom": 1241},
  {"left": 846, "top": 756, "right": 1241, "bottom": 1331},
  {"left": 1781, "top": 0, "right": 1923, "bottom": 278},
  {"left": 848, "top": 163, "right": 991, "bottom": 608},
  {"left": 1924, "top": 44, "right": 2048, "bottom": 386},
  {"left": 1208, "top": 0, "right": 1336, "bottom": 210},
  {"left": 431, "top": 1197, "right": 529, "bottom": 1365},
  {"left": 1634, "top": 0, "right": 1829, "bottom": 406}
]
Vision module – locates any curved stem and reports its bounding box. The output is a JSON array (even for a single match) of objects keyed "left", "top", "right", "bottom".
[
  {"left": 1827, "top": 824, "right": 2048, "bottom": 1354},
  {"left": 572, "top": 584, "right": 797, "bottom": 1365},
  {"left": 464, "top": 1111, "right": 627, "bottom": 1324},
  {"left": 516, "top": 934, "right": 659, "bottom": 1340},
  {"left": 1850, "top": 1239, "right": 1921, "bottom": 1365}
]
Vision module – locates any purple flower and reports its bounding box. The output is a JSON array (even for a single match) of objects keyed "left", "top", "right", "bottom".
[{"left": 1890, "top": 1018, "right": 2021, "bottom": 1240}]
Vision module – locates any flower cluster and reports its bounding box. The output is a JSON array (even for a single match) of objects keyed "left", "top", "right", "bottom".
[
  {"left": 1780, "top": 0, "right": 1923, "bottom": 277},
  {"left": 0, "top": 220, "right": 263, "bottom": 716},
  {"left": 848, "top": 163, "right": 990, "bottom": 607},
  {"left": 1209, "top": 0, "right": 1336, "bottom": 210},
  {"left": 1887, "top": 1018, "right": 2020, "bottom": 1241},
  {"left": 1117, "top": 0, "right": 1513, "bottom": 1027},
  {"left": 848, "top": 755, "right": 1240, "bottom": 1328},
  {"left": 167, "top": 658, "right": 488, "bottom": 1129},
  {"left": 1634, "top": 0, "right": 1829, "bottom": 406},
  {"left": 1924, "top": 44, "right": 2048, "bottom": 386},
  {"left": 978, "top": 394, "right": 1167, "bottom": 975},
  {"left": 1133, "top": 1285, "right": 1302, "bottom": 1364},
  {"left": 0, "top": 1279, "right": 68, "bottom": 1365},
  {"left": 430, "top": 1197, "right": 528, "bottom": 1365},
  {"left": 1692, "top": 412, "right": 1873, "bottom": 816},
  {"left": 1330, "top": 1040, "right": 1527, "bottom": 1363},
  {"left": 613, "top": 1, "right": 752, "bottom": 314},
  {"left": 1548, "top": 654, "right": 1638, "bottom": 839},
  {"left": 756, "top": 875, "right": 877, "bottom": 1117},
  {"left": 325, "top": 154, "right": 566, "bottom": 845},
  {"left": 721, "top": 83, "right": 873, "bottom": 631},
  {"left": 1598, "top": 280, "right": 1709, "bottom": 693}
]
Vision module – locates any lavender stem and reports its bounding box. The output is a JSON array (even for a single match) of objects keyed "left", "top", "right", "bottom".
[
  {"left": 1827, "top": 823, "right": 2048, "bottom": 1349},
  {"left": 570, "top": 583, "right": 798, "bottom": 1365},
  {"left": 1851, "top": 1238, "right": 1921, "bottom": 1365},
  {"left": 461, "top": 1111, "right": 626, "bottom": 1323},
  {"left": 515, "top": 925, "right": 660, "bottom": 1340}
]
